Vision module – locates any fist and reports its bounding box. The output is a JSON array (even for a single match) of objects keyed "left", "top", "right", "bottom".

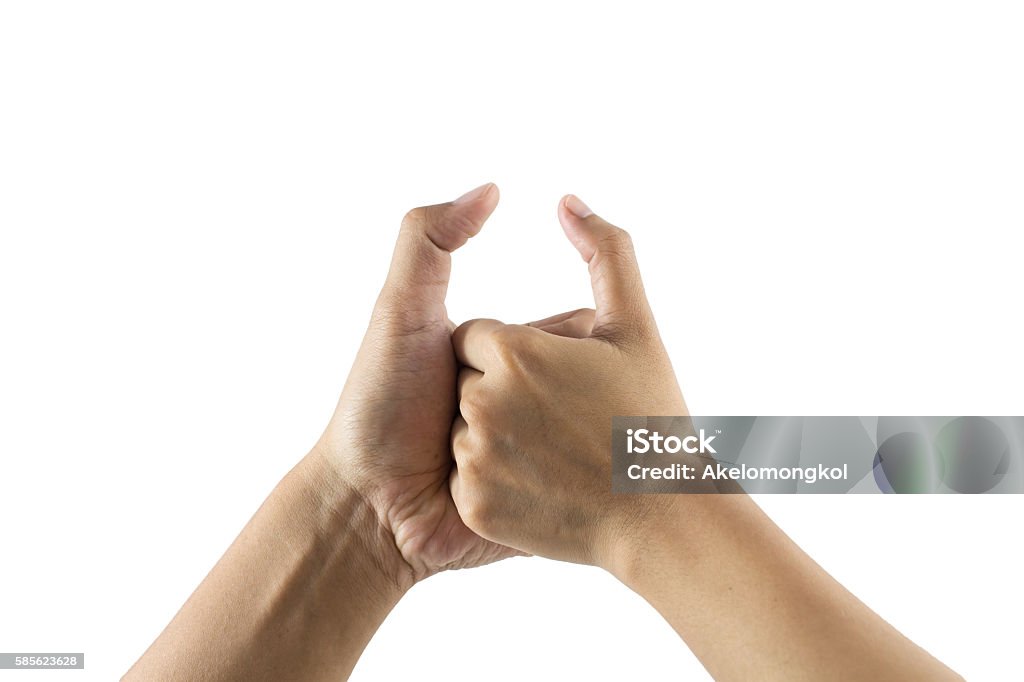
[{"left": 450, "top": 196, "right": 687, "bottom": 569}]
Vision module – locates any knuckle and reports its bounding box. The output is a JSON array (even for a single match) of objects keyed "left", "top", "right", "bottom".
[
  {"left": 443, "top": 209, "right": 478, "bottom": 240},
  {"left": 594, "top": 227, "right": 635, "bottom": 262},
  {"left": 455, "top": 445, "right": 479, "bottom": 476},
  {"left": 451, "top": 422, "right": 471, "bottom": 454},
  {"left": 401, "top": 204, "right": 475, "bottom": 251},
  {"left": 459, "top": 391, "right": 486, "bottom": 422},
  {"left": 453, "top": 427, "right": 494, "bottom": 479},
  {"left": 401, "top": 205, "right": 429, "bottom": 228},
  {"left": 478, "top": 427, "right": 500, "bottom": 457},
  {"left": 490, "top": 326, "right": 537, "bottom": 373},
  {"left": 460, "top": 494, "right": 494, "bottom": 534}
]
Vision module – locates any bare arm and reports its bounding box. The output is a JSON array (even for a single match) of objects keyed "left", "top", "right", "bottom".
[
  {"left": 609, "top": 494, "right": 960, "bottom": 681},
  {"left": 450, "top": 194, "right": 961, "bottom": 681},
  {"left": 127, "top": 184, "right": 517, "bottom": 680},
  {"left": 125, "top": 452, "right": 406, "bottom": 681}
]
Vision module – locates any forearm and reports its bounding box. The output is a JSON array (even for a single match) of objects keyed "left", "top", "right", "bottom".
[
  {"left": 126, "top": 450, "right": 410, "bottom": 682},
  {"left": 608, "top": 495, "right": 961, "bottom": 681}
]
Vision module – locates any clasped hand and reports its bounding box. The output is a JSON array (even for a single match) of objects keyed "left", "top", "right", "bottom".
[
  {"left": 315, "top": 182, "right": 686, "bottom": 585},
  {"left": 128, "top": 184, "right": 961, "bottom": 682}
]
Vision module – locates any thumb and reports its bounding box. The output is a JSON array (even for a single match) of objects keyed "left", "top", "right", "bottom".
[
  {"left": 380, "top": 183, "right": 498, "bottom": 309},
  {"left": 557, "top": 194, "right": 653, "bottom": 343}
]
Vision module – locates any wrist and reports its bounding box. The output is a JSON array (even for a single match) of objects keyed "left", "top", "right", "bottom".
[
  {"left": 297, "top": 448, "right": 417, "bottom": 597},
  {"left": 597, "top": 495, "right": 683, "bottom": 583},
  {"left": 600, "top": 494, "right": 736, "bottom": 588},
  {"left": 601, "top": 494, "right": 763, "bottom": 591}
]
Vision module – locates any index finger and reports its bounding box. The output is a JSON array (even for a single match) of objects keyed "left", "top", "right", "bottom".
[{"left": 452, "top": 318, "right": 506, "bottom": 371}]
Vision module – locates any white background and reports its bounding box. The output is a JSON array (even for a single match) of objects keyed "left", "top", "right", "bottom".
[{"left": 1, "top": 2, "right": 1022, "bottom": 680}]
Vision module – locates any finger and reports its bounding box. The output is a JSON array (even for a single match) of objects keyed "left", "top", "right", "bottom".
[
  {"left": 448, "top": 461, "right": 478, "bottom": 538},
  {"left": 449, "top": 418, "right": 475, "bottom": 534},
  {"left": 449, "top": 465, "right": 463, "bottom": 505},
  {"left": 527, "top": 307, "right": 595, "bottom": 339},
  {"left": 558, "top": 194, "right": 653, "bottom": 343},
  {"left": 457, "top": 366, "right": 484, "bottom": 404},
  {"left": 525, "top": 307, "right": 593, "bottom": 328},
  {"left": 451, "top": 414, "right": 470, "bottom": 461},
  {"left": 452, "top": 318, "right": 506, "bottom": 371},
  {"left": 379, "top": 183, "right": 499, "bottom": 311}
]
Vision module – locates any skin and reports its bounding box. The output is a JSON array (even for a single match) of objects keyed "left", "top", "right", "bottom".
[
  {"left": 128, "top": 186, "right": 962, "bottom": 681},
  {"left": 451, "top": 194, "right": 963, "bottom": 681},
  {"left": 126, "top": 183, "right": 519, "bottom": 681}
]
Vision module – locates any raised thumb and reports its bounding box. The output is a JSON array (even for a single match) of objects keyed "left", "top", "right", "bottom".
[
  {"left": 558, "top": 194, "right": 653, "bottom": 343},
  {"left": 379, "top": 183, "right": 498, "bottom": 310}
]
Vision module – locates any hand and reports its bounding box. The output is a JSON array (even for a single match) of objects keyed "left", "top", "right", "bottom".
[
  {"left": 450, "top": 194, "right": 687, "bottom": 569},
  {"left": 315, "top": 183, "right": 518, "bottom": 587}
]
